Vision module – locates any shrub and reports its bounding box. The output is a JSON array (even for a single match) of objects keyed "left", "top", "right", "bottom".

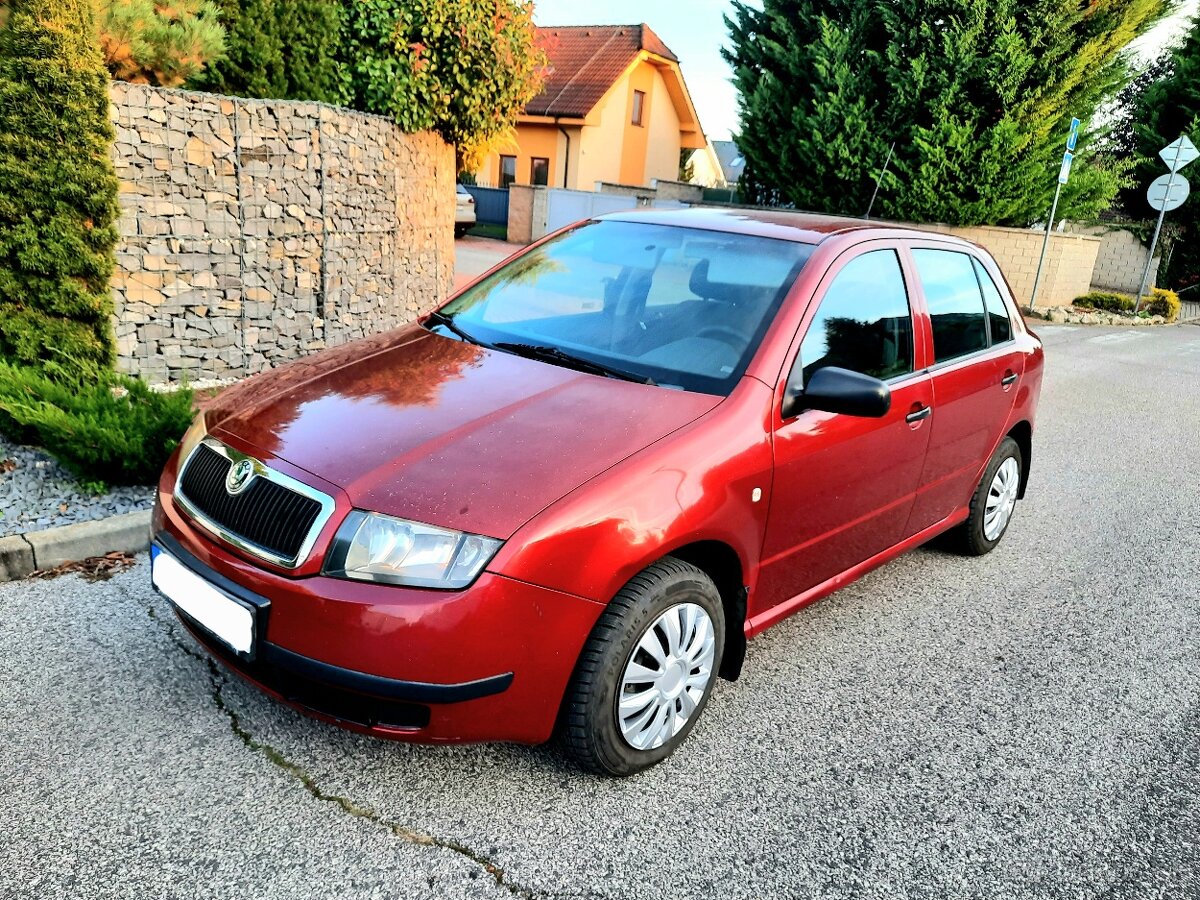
[
  {"left": 0, "top": 0, "right": 121, "bottom": 381},
  {"left": 0, "top": 362, "right": 195, "bottom": 489},
  {"left": 342, "top": 0, "right": 547, "bottom": 170},
  {"left": 1141, "top": 287, "right": 1181, "bottom": 322},
  {"left": 96, "top": 0, "right": 225, "bottom": 88},
  {"left": 1073, "top": 291, "right": 1135, "bottom": 312},
  {"left": 189, "top": 0, "right": 348, "bottom": 105}
]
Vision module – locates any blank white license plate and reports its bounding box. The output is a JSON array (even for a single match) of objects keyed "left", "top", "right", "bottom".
[{"left": 152, "top": 547, "right": 255, "bottom": 655}]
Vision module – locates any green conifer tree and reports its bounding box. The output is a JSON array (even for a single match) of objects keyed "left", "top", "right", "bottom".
[
  {"left": 0, "top": 0, "right": 121, "bottom": 378},
  {"left": 1131, "top": 20, "right": 1200, "bottom": 287},
  {"left": 724, "top": 0, "right": 1165, "bottom": 226},
  {"left": 189, "top": 0, "right": 348, "bottom": 106}
]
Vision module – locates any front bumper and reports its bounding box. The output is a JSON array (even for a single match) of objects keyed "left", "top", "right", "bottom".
[{"left": 153, "top": 490, "right": 605, "bottom": 745}]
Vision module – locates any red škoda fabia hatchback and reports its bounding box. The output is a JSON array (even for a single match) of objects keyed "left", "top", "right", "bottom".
[{"left": 151, "top": 209, "right": 1043, "bottom": 775}]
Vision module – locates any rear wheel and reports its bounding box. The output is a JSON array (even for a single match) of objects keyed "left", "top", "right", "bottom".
[
  {"left": 562, "top": 558, "right": 724, "bottom": 776},
  {"left": 950, "top": 436, "right": 1023, "bottom": 556}
]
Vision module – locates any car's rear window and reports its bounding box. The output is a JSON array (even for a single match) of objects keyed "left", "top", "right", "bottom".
[{"left": 434, "top": 220, "right": 815, "bottom": 394}]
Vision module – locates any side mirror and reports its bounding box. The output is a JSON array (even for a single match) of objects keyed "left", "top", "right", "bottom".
[{"left": 781, "top": 365, "right": 891, "bottom": 420}]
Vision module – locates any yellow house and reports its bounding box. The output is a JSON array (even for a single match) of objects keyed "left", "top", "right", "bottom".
[{"left": 474, "top": 24, "right": 706, "bottom": 190}]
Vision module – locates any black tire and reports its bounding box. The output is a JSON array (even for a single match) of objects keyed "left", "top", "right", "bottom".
[
  {"left": 562, "top": 558, "right": 725, "bottom": 776},
  {"left": 454, "top": 224, "right": 469, "bottom": 239},
  {"left": 948, "top": 436, "right": 1024, "bottom": 556}
]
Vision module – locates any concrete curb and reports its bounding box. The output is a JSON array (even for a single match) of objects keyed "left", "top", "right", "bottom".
[{"left": 0, "top": 510, "right": 152, "bottom": 582}]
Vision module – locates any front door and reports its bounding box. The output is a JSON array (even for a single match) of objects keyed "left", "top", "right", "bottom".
[
  {"left": 904, "top": 247, "right": 1024, "bottom": 532},
  {"left": 755, "top": 245, "right": 934, "bottom": 619}
]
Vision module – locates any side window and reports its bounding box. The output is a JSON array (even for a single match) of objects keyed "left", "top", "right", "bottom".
[
  {"left": 973, "top": 258, "right": 1013, "bottom": 344},
  {"left": 912, "top": 249, "right": 988, "bottom": 364},
  {"left": 799, "top": 249, "right": 914, "bottom": 383}
]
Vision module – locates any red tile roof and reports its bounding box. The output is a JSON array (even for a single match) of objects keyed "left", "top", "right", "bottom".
[{"left": 528, "top": 24, "right": 679, "bottom": 119}]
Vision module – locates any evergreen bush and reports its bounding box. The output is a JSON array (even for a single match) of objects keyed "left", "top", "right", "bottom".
[
  {"left": 189, "top": 0, "right": 348, "bottom": 105},
  {"left": 723, "top": 0, "right": 1167, "bottom": 226},
  {"left": 1073, "top": 291, "right": 1135, "bottom": 312},
  {"left": 1140, "top": 287, "right": 1181, "bottom": 322},
  {"left": 0, "top": 362, "right": 195, "bottom": 490},
  {"left": 97, "top": 0, "right": 225, "bottom": 88},
  {"left": 0, "top": 0, "right": 121, "bottom": 381}
]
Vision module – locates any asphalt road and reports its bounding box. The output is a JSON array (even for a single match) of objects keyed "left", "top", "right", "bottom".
[{"left": 3, "top": 323, "right": 1200, "bottom": 900}]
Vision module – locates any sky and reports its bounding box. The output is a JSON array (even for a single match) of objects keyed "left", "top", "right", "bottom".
[{"left": 533, "top": 0, "right": 1197, "bottom": 145}]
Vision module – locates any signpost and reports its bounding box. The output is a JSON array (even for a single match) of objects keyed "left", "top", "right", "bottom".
[
  {"left": 1030, "top": 117, "right": 1081, "bottom": 311},
  {"left": 1133, "top": 134, "right": 1197, "bottom": 314}
]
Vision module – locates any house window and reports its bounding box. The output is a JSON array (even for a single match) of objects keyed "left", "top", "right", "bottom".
[
  {"left": 530, "top": 157, "right": 550, "bottom": 186},
  {"left": 499, "top": 155, "right": 517, "bottom": 188},
  {"left": 631, "top": 90, "right": 645, "bottom": 126}
]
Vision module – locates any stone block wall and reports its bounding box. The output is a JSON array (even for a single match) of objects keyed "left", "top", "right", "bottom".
[
  {"left": 1076, "top": 224, "right": 1158, "bottom": 295},
  {"left": 940, "top": 225, "right": 1101, "bottom": 308},
  {"left": 109, "top": 83, "right": 454, "bottom": 383}
]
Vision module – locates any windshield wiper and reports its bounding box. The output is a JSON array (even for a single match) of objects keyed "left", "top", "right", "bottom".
[
  {"left": 425, "top": 310, "right": 486, "bottom": 346},
  {"left": 493, "top": 342, "right": 656, "bottom": 386}
]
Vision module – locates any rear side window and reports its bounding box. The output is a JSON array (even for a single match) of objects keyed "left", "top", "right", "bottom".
[
  {"left": 800, "top": 249, "right": 914, "bottom": 383},
  {"left": 973, "top": 258, "right": 1013, "bottom": 344},
  {"left": 912, "top": 249, "right": 988, "bottom": 364}
]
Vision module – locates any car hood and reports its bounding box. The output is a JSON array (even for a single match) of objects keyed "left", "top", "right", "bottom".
[{"left": 206, "top": 325, "right": 721, "bottom": 539}]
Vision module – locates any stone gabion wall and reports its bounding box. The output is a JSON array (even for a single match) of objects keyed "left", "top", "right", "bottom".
[{"left": 109, "top": 83, "right": 455, "bottom": 383}]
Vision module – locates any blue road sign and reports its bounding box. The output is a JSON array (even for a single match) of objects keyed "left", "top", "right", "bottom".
[
  {"left": 1067, "top": 118, "right": 1080, "bottom": 152},
  {"left": 1058, "top": 151, "right": 1074, "bottom": 185}
]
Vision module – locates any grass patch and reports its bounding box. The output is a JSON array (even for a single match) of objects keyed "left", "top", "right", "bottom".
[{"left": 466, "top": 222, "right": 507, "bottom": 241}]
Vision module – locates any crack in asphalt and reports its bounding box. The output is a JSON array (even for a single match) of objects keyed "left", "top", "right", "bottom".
[{"left": 135, "top": 598, "right": 541, "bottom": 900}]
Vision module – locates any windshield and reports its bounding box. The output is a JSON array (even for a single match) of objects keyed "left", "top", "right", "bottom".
[{"left": 431, "top": 220, "right": 815, "bottom": 395}]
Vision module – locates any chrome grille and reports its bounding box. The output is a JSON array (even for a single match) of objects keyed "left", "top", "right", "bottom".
[{"left": 175, "top": 439, "right": 335, "bottom": 568}]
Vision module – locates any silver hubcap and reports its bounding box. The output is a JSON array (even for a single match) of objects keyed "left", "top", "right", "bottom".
[
  {"left": 983, "top": 457, "right": 1020, "bottom": 541},
  {"left": 617, "top": 602, "right": 716, "bottom": 751}
]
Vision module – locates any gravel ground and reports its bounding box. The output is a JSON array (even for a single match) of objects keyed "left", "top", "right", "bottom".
[
  {"left": 2, "top": 323, "right": 1199, "bottom": 899},
  {"left": 0, "top": 436, "right": 153, "bottom": 537}
]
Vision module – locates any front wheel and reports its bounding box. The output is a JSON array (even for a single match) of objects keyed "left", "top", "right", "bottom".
[
  {"left": 562, "top": 558, "right": 725, "bottom": 776},
  {"left": 950, "top": 436, "right": 1024, "bottom": 556}
]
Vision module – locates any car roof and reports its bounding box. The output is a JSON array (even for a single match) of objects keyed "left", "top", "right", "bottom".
[{"left": 597, "top": 206, "right": 979, "bottom": 249}]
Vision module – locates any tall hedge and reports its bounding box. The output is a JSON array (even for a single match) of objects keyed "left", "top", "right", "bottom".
[
  {"left": 0, "top": 0, "right": 121, "bottom": 380},
  {"left": 189, "top": 0, "right": 348, "bottom": 106},
  {"left": 1131, "top": 21, "right": 1200, "bottom": 288},
  {"left": 724, "top": 0, "right": 1166, "bottom": 226}
]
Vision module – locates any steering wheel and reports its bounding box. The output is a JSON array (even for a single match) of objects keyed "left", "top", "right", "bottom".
[{"left": 695, "top": 326, "right": 747, "bottom": 350}]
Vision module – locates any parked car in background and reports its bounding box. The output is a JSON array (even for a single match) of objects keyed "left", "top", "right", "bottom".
[
  {"left": 150, "top": 209, "right": 1043, "bottom": 776},
  {"left": 455, "top": 183, "right": 476, "bottom": 238}
]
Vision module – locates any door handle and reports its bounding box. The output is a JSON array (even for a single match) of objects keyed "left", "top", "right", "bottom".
[
  {"left": 1001, "top": 372, "right": 1018, "bottom": 386},
  {"left": 905, "top": 405, "right": 932, "bottom": 424}
]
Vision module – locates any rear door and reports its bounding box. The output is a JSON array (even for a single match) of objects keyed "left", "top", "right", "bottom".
[
  {"left": 755, "top": 243, "right": 934, "bottom": 617},
  {"left": 904, "top": 245, "right": 1024, "bottom": 533}
]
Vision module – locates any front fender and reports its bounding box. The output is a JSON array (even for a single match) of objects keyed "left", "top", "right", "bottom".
[{"left": 488, "top": 379, "right": 775, "bottom": 607}]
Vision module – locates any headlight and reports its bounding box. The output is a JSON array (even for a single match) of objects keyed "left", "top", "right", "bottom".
[
  {"left": 324, "top": 510, "right": 503, "bottom": 589},
  {"left": 177, "top": 412, "right": 207, "bottom": 463}
]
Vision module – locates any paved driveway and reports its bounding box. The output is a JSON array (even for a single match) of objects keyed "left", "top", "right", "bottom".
[
  {"left": 454, "top": 236, "right": 518, "bottom": 291},
  {"left": 3, "top": 324, "right": 1200, "bottom": 899}
]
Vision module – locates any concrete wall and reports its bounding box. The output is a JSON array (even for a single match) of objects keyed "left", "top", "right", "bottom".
[
  {"left": 109, "top": 82, "right": 454, "bottom": 383},
  {"left": 1076, "top": 224, "right": 1159, "bottom": 295},
  {"left": 594, "top": 181, "right": 657, "bottom": 200},
  {"left": 650, "top": 179, "right": 705, "bottom": 203}
]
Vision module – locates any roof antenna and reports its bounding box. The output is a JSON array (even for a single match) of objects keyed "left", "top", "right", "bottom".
[{"left": 864, "top": 141, "right": 895, "bottom": 219}]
